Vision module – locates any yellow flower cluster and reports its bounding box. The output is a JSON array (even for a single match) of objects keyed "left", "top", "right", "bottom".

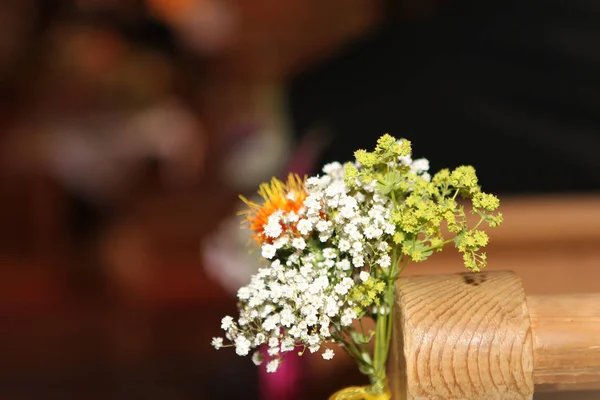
[{"left": 347, "top": 134, "right": 502, "bottom": 271}]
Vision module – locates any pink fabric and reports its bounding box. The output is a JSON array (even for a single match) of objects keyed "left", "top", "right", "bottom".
[{"left": 259, "top": 349, "right": 303, "bottom": 400}]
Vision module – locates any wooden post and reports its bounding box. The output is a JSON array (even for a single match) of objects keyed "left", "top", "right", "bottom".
[{"left": 390, "top": 271, "right": 600, "bottom": 399}]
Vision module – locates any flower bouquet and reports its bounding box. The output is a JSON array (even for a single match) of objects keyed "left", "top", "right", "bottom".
[{"left": 212, "top": 135, "right": 502, "bottom": 399}]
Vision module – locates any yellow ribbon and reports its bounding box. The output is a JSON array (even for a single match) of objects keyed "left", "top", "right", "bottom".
[{"left": 328, "top": 385, "right": 391, "bottom": 400}]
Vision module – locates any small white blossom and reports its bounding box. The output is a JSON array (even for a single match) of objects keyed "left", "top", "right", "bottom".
[
  {"left": 252, "top": 351, "right": 263, "bottom": 366},
  {"left": 323, "top": 248, "right": 337, "bottom": 259},
  {"left": 338, "top": 239, "right": 351, "bottom": 252},
  {"left": 292, "top": 238, "right": 306, "bottom": 250},
  {"left": 377, "top": 254, "right": 391, "bottom": 268},
  {"left": 297, "top": 219, "right": 312, "bottom": 235},
  {"left": 305, "top": 314, "right": 318, "bottom": 326},
  {"left": 266, "top": 359, "right": 280, "bottom": 373},
  {"left": 411, "top": 158, "right": 430, "bottom": 174},
  {"left": 322, "top": 348, "right": 335, "bottom": 360},
  {"left": 364, "top": 226, "right": 383, "bottom": 239},
  {"left": 254, "top": 333, "right": 266, "bottom": 346},
  {"left": 309, "top": 344, "right": 320, "bottom": 353},
  {"left": 352, "top": 241, "right": 363, "bottom": 252},
  {"left": 319, "top": 232, "right": 331, "bottom": 242},
  {"left": 337, "top": 259, "right": 351, "bottom": 270},
  {"left": 261, "top": 244, "right": 276, "bottom": 259},
  {"left": 352, "top": 255, "right": 364, "bottom": 268},
  {"left": 383, "top": 223, "right": 395, "bottom": 235},
  {"left": 211, "top": 337, "right": 223, "bottom": 349},
  {"left": 234, "top": 336, "right": 251, "bottom": 356},
  {"left": 359, "top": 271, "right": 370, "bottom": 282},
  {"left": 316, "top": 220, "right": 331, "bottom": 232},
  {"left": 286, "top": 211, "right": 299, "bottom": 223},
  {"left": 273, "top": 237, "right": 289, "bottom": 249},
  {"left": 264, "top": 213, "right": 283, "bottom": 238},
  {"left": 221, "top": 316, "right": 234, "bottom": 330},
  {"left": 341, "top": 309, "right": 357, "bottom": 326},
  {"left": 323, "top": 162, "right": 343, "bottom": 175},
  {"left": 281, "top": 338, "right": 295, "bottom": 352},
  {"left": 325, "top": 181, "right": 346, "bottom": 197}
]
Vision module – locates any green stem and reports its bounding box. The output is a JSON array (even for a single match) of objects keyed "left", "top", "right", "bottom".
[
  {"left": 425, "top": 238, "right": 454, "bottom": 252},
  {"left": 332, "top": 331, "right": 370, "bottom": 370},
  {"left": 452, "top": 188, "right": 460, "bottom": 200},
  {"left": 368, "top": 255, "right": 408, "bottom": 394},
  {"left": 472, "top": 215, "right": 485, "bottom": 230}
]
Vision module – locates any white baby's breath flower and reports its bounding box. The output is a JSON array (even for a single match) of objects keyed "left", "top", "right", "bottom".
[
  {"left": 261, "top": 244, "right": 276, "bottom": 259},
  {"left": 252, "top": 351, "right": 263, "bottom": 366},
  {"left": 383, "top": 223, "right": 395, "bottom": 235},
  {"left": 323, "top": 248, "right": 337, "bottom": 259},
  {"left": 338, "top": 239, "right": 351, "bottom": 252},
  {"left": 305, "top": 314, "right": 318, "bottom": 326},
  {"left": 234, "top": 336, "right": 251, "bottom": 356},
  {"left": 359, "top": 271, "right": 370, "bottom": 282},
  {"left": 337, "top": 259, "right": 351, "bottom": 270},
  {"left": 309, "top": 344, "right": 320, "bottom": 353},
  {"left": 221, "top": 316, "right": 234, "bottom": 330},
  {"left": 377, "top": 254, "right": 391, "bottom": 268},
  {"left": 411, "top": 158, "right": 430, "bottom": 174},
  {"left": 292, "top": 238, "right": 306, "bottom": 250},
  {"left": 352, "top": 241, "right": 363, "bottom": 252},
  {"left": 211, "top": 337, "right": 223, "bottom": 349},
  {"left": 322, "top": 162, "right": 343, "bottom": 175},
  {"left": 268, "top": 347, "right": 279, "bottom": 356},
  {"left": 322, "top": 348, "right": 335, "bottom": 360},
  {"left": 273, "top": 237, "right": 289, "bottom": 249},
  {"left": 352, "top": 255, "right": 364, "bottom": 268},
  {"left": 254, "top": 333, "right": 266, "bottom": 346},
  {"left": 319, "top": 232, "right": 331, "bottom": 242},
  {"left": 281, "top": 337, "right": 295, "bottom": 352},
  {"left": 364, "top": 226, "right": 383, "bottom": 239},
  {"left": 286, "top": 211, "right": 299, "bottom": 223},
  {"left": 297, "top": 218, "right": 312, "bottom": 235},
  {"left": 266, "top": 359, "right": 280, "bottom": 373},
  {"left": 264, "top": 213, "right": 283, "bottom": 238},
  {"left": 237, "top": 287, "right": 251, "bottom": 300},
  {"left": 268, "top": 337, "right": 279, "bottom": 348},
  {"left": 341, "top": 309, "right": 357, "bottom": 326},
  {"left": 316, "top": 220, "right": 331, "bottom": 232}
]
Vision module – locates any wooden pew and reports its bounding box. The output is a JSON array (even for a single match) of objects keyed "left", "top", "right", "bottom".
[{"left": 391, "top": 271, "right": 600, "bottom": 399}]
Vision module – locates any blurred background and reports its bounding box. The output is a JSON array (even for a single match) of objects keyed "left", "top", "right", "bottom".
[{"left": 0, "top": 0, "right": 598, "bottom": 399}]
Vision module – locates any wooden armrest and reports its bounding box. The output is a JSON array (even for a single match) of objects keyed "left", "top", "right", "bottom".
[{"left": 390, "top": 271, "right": 600, "bottom": 399}]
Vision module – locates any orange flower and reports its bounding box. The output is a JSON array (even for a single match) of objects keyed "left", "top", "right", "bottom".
[{"left": 240, "top": 174, "right": 307, "bottom": 244}]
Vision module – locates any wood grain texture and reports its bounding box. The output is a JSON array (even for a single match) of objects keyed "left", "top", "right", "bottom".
[
  {"left": 391, "top": 271, "right": 534, "bottom": 399},
  {"left": 528, "top": 294, "right": 600, "bottom": 391}
]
